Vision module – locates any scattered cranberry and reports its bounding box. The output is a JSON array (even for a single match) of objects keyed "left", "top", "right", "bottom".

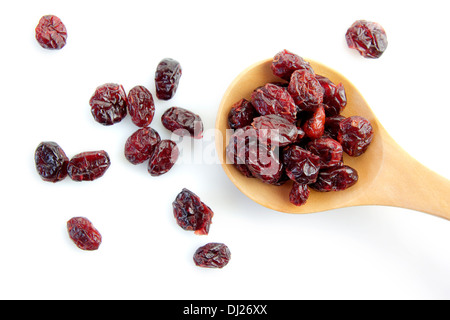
[
  {"left": 89, "top": 83, "right": 128, "bottom": 126},
  {"left": 288, "top": 69, "right": 324, "bottom": 112},
  {"left": 271, "top": 49, "right": 314, "bottom": 81},
  {"left": 306, "top": 137, "right": 343, "bottom": 169},
  {"left": 337, "top": 116, "right": 374, "bottom": 156},
  {"left": 67, "top": 150, "right": 111, "bottom": 181},
  {"left": 289, "top": 182, "right": 310, "bottom": 206},
  {"left": 282, "top": 145, "right": 321, "bottom": 184},
  {"left": 228, "top": 98, "right": 258, "bottom": 130},
  {"left": 172, "top": 188, "right": 214, "bottom": 235},
  {"left": 193, "top": 243, "right": 231, "bottom": 268},
  {"left": 155, "top": 58, "right": 182, "bottom": 100},
  {"left": 34, "top": 141, "right": 69, "bottom": 182},
  {"left": 251, "top": 83, "right": 297, "bottom": 123},
  {"left": 35, "top": 15, "right": 67, "bottom": 49},
  {"left": 127, "top": 85, "right": 155, "bottom": 127},
  {"left": 124, "top": 127, "right": 161, "bottom": 165},
  {"left": 316, "top": 75, "right": 347, "bottom": 116},
  {"left": 345, "top": 20, "right": 388, "bottom": 58},
  {"left": 161, "top": 106, "right": 204, "bottom": 139},
  {"left": 67, "top": 217, "right": 102, "bottom": 251},
  {"left": 310, "top": 165, "right": 359, "bottom": 192},
  {"left": 148, "top": 140, "right": 179, "bottom": 176}
]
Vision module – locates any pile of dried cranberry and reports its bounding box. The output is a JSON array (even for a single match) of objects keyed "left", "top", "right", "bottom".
[{"left": 226, "top": 50, "right": 374, "bottom": 206}]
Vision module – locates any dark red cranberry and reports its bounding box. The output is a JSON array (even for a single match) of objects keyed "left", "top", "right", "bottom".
[
  {"left": 161, "top": 107, "right": 203, "bottom": 139},
  {"left": 127, "top": 85, "right": 155, "bottom": 127},
  {"left": 325, "top": 115, "right": 346, "bottom": 140},
  {"left": 289, "top": 182, "right": 310, "bottom": 206},
  {"left": 345, "top": 20, "right": 388, "bottom": 58},
  {"left": 251, "top": 114, "right": 298, "bottom": 147},
  {"left": 251, "top": 83, "right": 297, "bottom": 123},
  {"left": 282, "top": 145, "right": 321, "bottom": 184},
  {"left": 193, "top": 243, "right": 231, "bottom": 268},
  {"left": 316, "top": 75, "right": 347, "bottom": 116},
  {"left": 148, "top": 140, "right": 179, "bottom": 176},
  {"left": 310, "top": 165, "right": 359, "bottom": 192},
  {"left": 306, "top": 137, "right": 343, "bottom": 168},
  {"left": 124, "top": 127, "right": 161, "bottom": 164},
  {"left": 34, "top": 141, "right": 69, "bottom": 182},
  {"left": 288, "top": 70, "right": 324, "bottom": 112},
  {"left": 228, "top": 98, "right": 258, "bottom": 130},
  {"left": 67, "top": 151, "right": 111, "bottom": 181},
  {"left": 35, "top": 15, "right": 67, "bottom": 49},
  {"left": 89, "top": 83, "right": 128, "bottom": 126},
  {"left": 67, "top": 217, "right": 102, "bottom": 251},
  {"left": 155, "top": 58, "right": 182, "bottom": 100},
  {"left": 337, "top": 116, "right": 374, "bottom": 156},
  {"left": 271, "top": 49, "right": 314, "bottom": 80},
  {"left": 302, "top": 104, "right": 326, "bottom": 140}
]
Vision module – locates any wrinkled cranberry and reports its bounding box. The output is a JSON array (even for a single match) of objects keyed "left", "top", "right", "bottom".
[
  {"left": 289, "top": 182, "right": 310, "bottom": 206},
  {"left": 316, "top": 75, "right": 347, "bottom": 116},
  {"left": 67, "top": 151, "right": 111, "bottom": 181},
  {"left": 35, "top": 15, "right": 67, "bottom": 49},
  {"left": 193, "top": 243, "right": 231, "bottom": 268},
  {"left": 337, "top": 116, "right": 374, "bottom": 156},
  {"left": 251, "top": 83, "right": 297, "bottom": 123},
  {"left": 34, "top": 141, "right": 69, "bottom": 182},
  {"left": 172, "top": 188, "right": 214, "bottom": 235},
  {"left": 89, "top": 83, "right": 128, "bottom": 126},
  {"left": 345, "top": 20, "right": 388, "bottom": 58},
  {"left": 228, "top": 98, "right": 258, "bottom": 130},
  {"left": 310, "top": 165, "right": 358, "bottom": 192},
  {"left": 302, "top": 104, "right": 326, "bottom": 140},
  {"left": 306, "top": 137, "right": 343, "bottom": 169},
  {"left": 124, "top": 127, "right": 161, "bottom": 164},
  {"left": 161, "top": 107, "right": 203, "bottom": 139},
  {"left": 127, "top": 85, "right": 155, "bottom": 127},
  {"left": 252, "top": 114, "right": 298, "bottom": 147},
  {"left": 288, "top": 70, "right": 324, "bottom": 112},
  {"left": 271, "top": 49, "right": 314, "bottom": 81},
  {"left": 155, "top": 58, "right": 182, "bottom": 100},
  {"left": 67, "top": 217, "right": 102, "bottom": 251},
  {"left": 325, "top": 115, "right": 346, "bottom": 140},
  {"left": 282, "top": 145, "right": 321, "bottom": 184},
  {"left": 148, "top": 140, "right": 179, "bottom": 176}
]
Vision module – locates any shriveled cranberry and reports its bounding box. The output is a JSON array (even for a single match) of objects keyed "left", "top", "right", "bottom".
[
  {"left": 282, "top": 145, "right": 321, "bottom": 184},
  {"left": 67, "top": 151, "right": 111, "bottom": 181},
  {"left": 337, "top": 116, "right": 374, "bottom": 156},
  {"left": 155, "top": 58, "right": 182, "bottom": 100},
  {"left": 34, "top": 141, "right": 69, "bottom": 182},
  {"left": 35, "top": 15, "right": 67, "bottom": 49},
  {"left": 310, "top": 165, "right": 358, "bottom": 192},
  {"left": 251, "top": 83, "right": 297, "bottom": 123},
  {"left": 172, "top": 188, "right": 214, "bottom": 235},
  {"left": 289, "top": 182, "right": 310, "bottom": 206},
  {"left": 302, "top": 104, "right": 325, "bottom": 139},
  {"left": 124, "top": 127, "right": 161, "bottom": 164},
  {"left": 127, "top": 85, "right": 155, "bottom": 127},
  {"left": 325, "top": 114, "right": 346, "bottom": 140},
  {"left": 89, "top": 83, "right": 128, "bottom": 126},
  {"left": 316, "top": 75, "right": 347, "bottom": 116},
  {"left": 161, "top": 107, "right": 203, "bottom": 139},
  {"left": 271, "top": 49, "right": 314, "bottom": 81},
  {"left": 228, "top": 98, "right": 258, "bottom": 130},
  {"left": 67, "top": 217, "right": 102, "bottom": 251},
  {"left": 345, "top": 20, "right": 388, "bottom": 59},
  {"left": 306, "top": 137, "right": 343, "bottom": 169},
  {"left": 288, "top": 70, "right": 324, "bottom": 112},
  {"left": 193, "top": 243, "right": 231, "bottom": 268},
  {"left": 251, "top": 114, "right": 298, "bottom": 147},
  {"left": 148, "top": 140, "right": 179, "bottom": 176}
]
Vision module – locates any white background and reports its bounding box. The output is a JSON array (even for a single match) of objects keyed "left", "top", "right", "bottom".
[{"left": 1, "top": 0, "right": 450, "bottom": 300}]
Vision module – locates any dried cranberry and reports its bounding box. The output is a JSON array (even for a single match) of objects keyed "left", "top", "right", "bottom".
[
  {"left": 302, "top": 104, "right": 325, "bottom": 140},
  {"left": 34, "top": 141, "right": 69, "bottom": 182},
  {"left": 127, "top": 85, "right": 155, "bottom": 127},
  {"left": 67, "top": 217, "right": 102, "bottom": 251},
  {"left": 316, "top": 75, "right": 347, "bottom": 116},
  {"left": 90, "top": 83, "right": 128, "bottom": 126},
  {"left": 193, "top": 243, "right": 231, "bottom": 268},
  {"left": 324, "top": 115, "right": 346, "bottom": 140},
  {"left": 148, "top": 140, "right": 179, "bottom": 176},
  {"left": 251, "top": 114, "right": 298, "bottom": 147},
  {"left": 172, "top": 188, "right": 214, "bottom": 235},
  {"left": 161, "top": 107, "right": 203, "bottom": 139},
  {"left": 251, "top": 83, "right": 297, "bottom": 123},
  {"left": 289, "top": 182, "right": 310, "bottom": 206},
  {"left": 228, "top": 98, "right": 258, "bottom": 130},
  {"left": 306, "top": 137, "right": 343, "bottom": 168},
  {"left": 282, "top": 145, "right": 321, "bottom": 184},
  {"left": 271, "top": 49, "right": 314, "bottom": 81},
  {"left": 35, "top": 15, "right": 67, "bottom": 49},
  {"left": 124, "top": 127, "right": 161, "bottom": 164},
  {"left": 345, "top": 20, "right": 388, "bottom": 58},
  {"left": 288, "top": 70, "right": 324, "bottom": 112},
  {"left": 155, "top": 58, "right": 182, "bottom": 100},
  {"left": 337, "top": 116, "right": 374, "bottom": 156},
  {"left": 310, "top": 165, "right": 358, "bottom": 192},
  {"left": 67, "top": 151, "right": 111, "bottom": 181}
]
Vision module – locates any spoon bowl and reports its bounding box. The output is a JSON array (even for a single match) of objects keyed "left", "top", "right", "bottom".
[{"left": 215, "top": 58, "right": 450, "bottom": 219}]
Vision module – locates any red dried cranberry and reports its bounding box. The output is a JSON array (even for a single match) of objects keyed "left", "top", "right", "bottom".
[
  {"left": 127, "top": 85, "right": 155, "bottom": 127},
  {"left": 251, "top": 114, "right": 298, "bottom": 147},
  {"left": 316, "top": 75, "right": 347, "bottom": 116},
  {"left": 289, "top": 182, "right": 310, "bottom": 206},
  {"left": 302, "top": 104, "right": 325, "bottom": 140},
  {"left": 282, "top": 145, "right": 321, "bottom": 184},
  {"left": 193, "top": 243, "right": 231, "bottom": 268},
  {"left": 271, "top": 49, "right": 314, "bottom": 81},
  {"left": 228, "top": 98, "right": 258, "bottom": 130},
  {"left": 67, "top": 217, "right": 102, "bottom": 251},
  {"left": 345, "top": 20, "right": 388, "bottom": 58},
  {"left": 325, "top": 115, "right": 346, "bottom": 140},
  {"left": 161, "top": 107, "right": 203, "bottom": 139},
  {"left": 155, "top": 58, "right": 182, "bottom": 100},
  {"left": 34, "top": 141, "right": 69, "bottom": 182},
  {"left": 251, "top": 83, "right": 297, "bottom": 123},
  {"left": 124, "top": 127, "right": 161, "bottom": 164},
  {"left": 306, "top": 137, "right": 343, "bottom": 168},
  {"left": 288, "top": 70, "right": 324, "bottom": 112},
  {"left": 90, "top": 83, "right": 128, "bottom": 126},
  {"left": 35, "top": 15, "right": 67, "bottom": 49},
  {"left": 310, "top": 165, "right": 358, "bottom": 192},
  {"left": 148, "top": 140, "right": 179, "bottom": 176},
  {"left": 337, "top": 116, "right": 374, "bottom": 156},
  {"left": 172, "top": 188, "right": 214, "bottom": 235},
  {"left": 67, "top": 151, "right": 111, "bottom": 181}
]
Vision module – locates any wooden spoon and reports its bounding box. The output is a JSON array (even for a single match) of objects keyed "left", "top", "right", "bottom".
[{"left": 215, "top": 58, "right": 450, "bottom": 220}]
